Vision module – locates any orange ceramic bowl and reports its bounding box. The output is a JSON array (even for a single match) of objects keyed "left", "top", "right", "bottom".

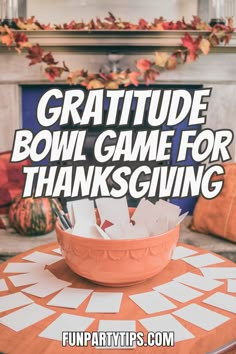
[{"left": 56, "top": 208, "right": 179, "bottom": 287}]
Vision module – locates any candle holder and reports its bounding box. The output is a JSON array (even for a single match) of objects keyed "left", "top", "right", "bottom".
[
  {"left": 0, "top": 0, "right": 18, "bottom": 28},
  {"left": 209, "top": 0, "right": 225, "bottom": 26}
]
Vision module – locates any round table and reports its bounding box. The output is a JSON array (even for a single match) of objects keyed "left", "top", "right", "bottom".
[{"left": 0, "top": 242, "right": 236, "bottom": 354}]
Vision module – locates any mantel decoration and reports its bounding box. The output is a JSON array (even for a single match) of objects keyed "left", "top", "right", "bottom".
[{"left": 0, "top": 13, "right": 234, "bottom": 88}]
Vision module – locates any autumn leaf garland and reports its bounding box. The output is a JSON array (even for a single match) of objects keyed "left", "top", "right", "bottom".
[{"left": 0, "top": 14, "right": 234, "bottom": 88}]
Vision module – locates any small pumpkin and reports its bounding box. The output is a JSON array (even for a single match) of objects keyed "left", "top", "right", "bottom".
[{"left": 9, "top": 195, "right": 56, "bottom": 236}]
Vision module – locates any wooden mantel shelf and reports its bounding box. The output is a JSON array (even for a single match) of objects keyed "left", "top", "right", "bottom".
[{"left": 1, "top": 30, "right": 236, "bottom": 53}]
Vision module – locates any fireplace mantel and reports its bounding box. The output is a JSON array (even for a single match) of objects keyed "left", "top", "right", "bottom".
[
  {"left": 1, "top": 30, "right": 236, "bottom": 53},
  {"left": 0, "top": 29, "right": 235, "bottom": 160}
]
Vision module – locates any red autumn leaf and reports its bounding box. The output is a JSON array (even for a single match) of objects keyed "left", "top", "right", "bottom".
[
  {"left": 87, "top": 19, "right": 96, "bottom": 30},
  {"left": 14, "top": 32, "right": 28, "bottom": 44},
  {"left": 136, "top": 59, "right": 152, "bottom": 72},
  {"left": 45, "top": 65, "right": 68, "bottom": 81},
  {"left": 138, "top": 18, "right": 149, "bottom": 29},
  {"left": 144, "top": 68, "right": 159, "bottom": 84},
  {"left": 26, "top": 44, "right": 44, "bottom": 65},
  {"left": 181, "top": 33, "right": 201, "bottom": 62},
  {"left": 42, "top": 52, "right": 58, "bottom": 65}
]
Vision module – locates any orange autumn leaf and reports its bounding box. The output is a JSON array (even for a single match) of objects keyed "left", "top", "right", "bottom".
[
  {"left": 1, "top": 34, "right": 14, "bottom": 46},
  {"left": 155, "top": 52, "right": 169, "bottom": 67},
  {"left": 136, "top": 59, "right": 152, "bottom": 72},
  {"left": 199, "top": 38, "right": 210, "bottom": 55},
  {"left": 228, "top": 17, "right": 234, "bottom": 29},
  {"left": 87, "top": 79, "right": 105, "bottom": 89}
]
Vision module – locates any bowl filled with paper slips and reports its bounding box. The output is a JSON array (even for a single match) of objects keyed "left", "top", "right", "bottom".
[{"left": 55, "top": 198, "right": 183, "bottom": 287}]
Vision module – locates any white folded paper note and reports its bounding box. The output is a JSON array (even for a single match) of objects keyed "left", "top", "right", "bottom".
[
  {"left": 22, "top": 278, "right": 72, "bottom": 298},
  {"left": 72, "top": 222, "right": 103, "bottom": 239},
  {"left": 86, "top": 292, "right": 123, "bottom": 313},
  {"left": 23, "top": 251, "right": 63, "bottom": 265},
  {"left": 39, "top": 313, "right": 95, "bottom": 341},
  {"left": 106, "top": 222, "right": 148, "bottom": 240},
  {"left": 153, "top": 281, "right": 203, "bottom": 303},
  {"left": 0, "top": 279, "right": 8, "bottom": 292},
  {"left": 67, "top": 199, "right": 96, "bottom": 224},
  {"left": 182, "top": 253, "right": 225, "bottom": 268},
  {"left": 203, "top": 292, "right": 236, "bottom": 314},
  {"left": 200, "top": 267, "right": 236, "bottom": 279},
  {"left": 129, "top": 291, "right": 176, "bottom": 315},
  {"left": 9, "top": 270, "right": 57, "bottom": 287},
  {"left": 227, "top": 279, "right": 236, "bottom": 293},
  {"left": 173, "top": 272, "right": 223, "bottom": 291},
  {"left": 139, "top": 314, "right": 194, "bottom": 342},
  {"left": 0, "top": 303, "right": 55, "bottom": 332},
  {"left": 4, "top": 262, "right": 45, "bottom": 274},
  {"left": 0, "top": 292, "right": 33, "bottom": 313},
  {"left": 47, "top": 287, "right": 93, "bottom": 309},
  {"left": 173, "top": 303, "right": 229, "bottom": 331},
  {"left": 131, "top": 199, "right": 157, "bottom": 227},
  {"left": 96, "top": 197, "right": 130, "bottom": 226},
  {"left": 149, "top": 216, "right": 169, "bottom": 236},
  {"left": 172, "top": 246, "right": 198, "bottom": 260},
  {"left": 98, "top": 320, "right": 136, "bottom": 349},
  {"left": 94, "top": 224, "right": 110, "bottom": 240}
]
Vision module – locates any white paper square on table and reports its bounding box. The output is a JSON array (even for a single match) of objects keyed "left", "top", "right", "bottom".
[
  {"left": 200, "top": 267, "right": 236, "bottom": 279},
  {"left": 9, "top": 270, "right": 57, "bottom": 287},
  {"left": 22, "top": 278, "right": 72, "bottom": 298},
  {"left": 47, "top": 287, "right": 93, "bottom": 309},
  {"left": 139, "top": 314, "right": 194, "bottom": 342},
  {"left": 52, "top": 248, "right": 62, "bottom": 255},
  {"left": 86, "top": 292, "right": 123, "bottom": 313},
  {"left": 0, "top": 303, "right": 55, "bottom": 332},
  {"left": 39, "top": 313, "right": 95, "bottom": 341},
  {"left": 173, "top": 303, "right": 229, "bottom": 331},
  {"left": 98, "top": 320, "right": 136, "bottom": 349},
  {"left": 0, "top": 292, "right": 33, "bottom": 313},
  {"left": 182, "top": 253, "right": 225, "bottom": 268},
  {"left": 4, "top": 262, "right": 45, "bottom": 274},
  {"left": 203, "top": 292, "right": 236, "bottom": 314},
  {"left": 227, "top": 279, "right": 236, "bottom": 293},
  {"left": 172, "top": 246, "right": 198, "bottom": 260},
  {"left": 129, "top": 291, "right": 176, "bottom": 315},
  {"left": 153, "top": 281, "right": 203, "bottom": 303},
  {"left": 173, "top": 272, "right": 223, "bottom": 291},
  {"left": 0, "top": 279, "right": 8, "bottom": 292},
  {"left": 23, "top": 251, "right": 63, "bottom": 265}
]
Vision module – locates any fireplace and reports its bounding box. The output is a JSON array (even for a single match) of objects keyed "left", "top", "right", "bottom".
[{"left": 21, "top": 84, "right": 202, "bottom": 213}]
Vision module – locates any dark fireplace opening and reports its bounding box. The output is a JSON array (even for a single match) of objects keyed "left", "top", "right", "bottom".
[{"left": 21, "top": 84, "right": 202, "bottom": 214}]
